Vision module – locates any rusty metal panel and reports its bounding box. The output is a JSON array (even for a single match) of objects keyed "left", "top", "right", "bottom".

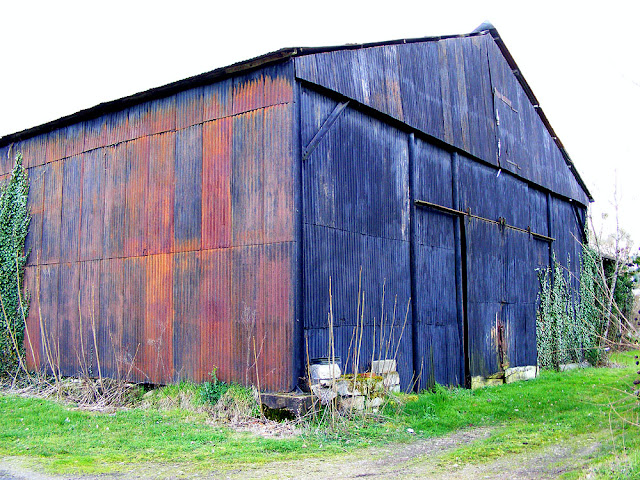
[
  {"left": 124, "top": 137, "right": 149, "bottom": 257},
  {"left": 57, "top": 262, "right": 80, "bottom": 375},
  {"left": 46, "top": 129, "right": 65, "bottom": 164},
  {"left": 264, "top": 104, "right": 294, "bottom": 243},
  {"left": 60, "top": 155, "right": 82, "bottom": 262},
  {"left": 233, "top": 70, "right": 265, "bottom": 115},
  {"left": 99, "top": 257, "right": 124, "bottom": 378},
  {"left": 20, "top": 134, "right": 47, "bottom": 168},
  {"left": 148, "top": 96, "right": 176, "bottom": 135},
  {"left": 0, "top": 144, "right": 13, "bottom": 174},
  {"left": 147, "top": 132, "right": 175, "bottom": 255},
  {"left": 103, "top": 144, "right": 126, "bottom": 258},
  {"left": 125, "top": 103, "right": 150, "bottom": 142},
  {"left": 83, "top": 116, "right": 105, "bottom": 152},
  {"left": 200, "top": 248, "right": 232, "bottom": 382},
  {"left": 63, "top": 122, "right": 85, "bottom": 159},
  {"left": 232, "top": 110, "right": 264, "bottom": 246},
  {"left": 174, "top": 125, "right": 202, "bottom": 252},
  {"left": 203, "top": 78, "right": 232, "bottom": 121},
  {"left": 232, "top": 243, "right": 295, "bottom": 391},
  {"left": 173, "top": 250, "right": 201, "bottom": 381},
  {"left": 263, "top": 63, "right": 294, "bottom": 106},
  {"left": 105, "top": 110, "right": 128, "bottom": 147},
  {"left": 176, "top": 87, "right": 204, "bottom": 130},
  {"left": 79, "top": 150, "right": 105, "bottom": 261},
  {"left": 38, "top": 263, "right": 59, "bottom": 375},
  {"left": 123, "top": 256, "right": 146, "bottom": 382},
  {"left": 40, "top": 161, "right": 63, "bottom": 264},
  {"left": 144, "top": 253, "right": 173, "bottom": 384},
  {"left": 25, "top": 165, "right": 45, "bottom": 266},
  {"left": 202, "top": 118, "right": 232, "bottom": 249},
  {"left": 23, "top": 266, "right": 41, "bottom": 370},
  {"left": 78, "top": 260, "right": 101, "bottom": 378}
]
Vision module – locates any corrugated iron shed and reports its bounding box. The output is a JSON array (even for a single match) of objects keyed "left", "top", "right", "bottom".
[{"left": 3, "top": 25, "right": 590, "bottom": 391}]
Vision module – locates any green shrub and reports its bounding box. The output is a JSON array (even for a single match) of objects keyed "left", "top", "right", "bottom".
[{"left": 199, "top": 368, "right": 230, "bottom": 405}]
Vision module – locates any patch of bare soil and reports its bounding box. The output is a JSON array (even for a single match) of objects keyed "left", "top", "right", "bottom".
[{"left": 0, "top": 428, "right": 602, "bottom": 480}]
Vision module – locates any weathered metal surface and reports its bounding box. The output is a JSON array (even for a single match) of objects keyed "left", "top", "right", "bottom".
[
  {"left": 41, "top": 161, "right": 63, "bottom": 264},
  {"left": 202, "top": 118, "right": 232, "bottom": 250},
  {"left": 19, "top": 62, "right": 297, "bottom": 391},
  {"left": 144, "top": 253, "right": 173, "bottom": 384},
  {"left": 12, "top": 37, "right": 591, "bottom": 394},
  {"left": 147, "top": 132, "right": 175, "bottom": 255},
  {"left": 176, "top": 87, "right": 204, "bottom": 130},
  {"left": 79, "top": 150, "right": 105, "bottom": 261},
  {"left": 412, "top": 138, "right": 464, "bottom": 389},
  {"left": 125, "top": 136, "right": 149, "bottom": 257},
  {"left": 295, "top": 33, "right": 588, "bottom": 206},
  {"left": 60, "top": 155, "right": 82, "bottom": 262},
  {"left": 103, "top": 143, "right": 126, "bottom": 258},
  {"left": 25, "top": 165, "right": 45, "bottom": 266},
  {"left": 174, "top": 126, "right": 202, "bottom": 252},
  {"left": 301, "top": 88, "right": 413, "bottom": 388},
  {"left": 203, "top": 78, "right": 232, "bottom": 121}
]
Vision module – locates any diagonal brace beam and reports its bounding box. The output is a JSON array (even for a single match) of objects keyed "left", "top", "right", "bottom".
[{"left": 302, "top": 101, "right": 349, "bottom": 161}]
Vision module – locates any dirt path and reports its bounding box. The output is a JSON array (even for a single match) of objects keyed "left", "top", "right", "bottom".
[{"left": 0, "top": 428, "right": 602, "bottom": 480}]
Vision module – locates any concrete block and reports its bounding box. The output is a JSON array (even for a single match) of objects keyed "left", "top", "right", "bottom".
[
  {"left": 366, "top": 396, "right": 384, "bottom": 412},
  {"left": 382, "top": 371, "right": 400, "bottom": 389},
  {"left": 471, "top": 375, "right": 504, "bottom": 389},
  {"left": 311, "top": 384, "right": 337, "bottom": 405},
  {"left": 505, "top": 365, "right": 538, "bottom": 383},
  {"left": 310, "top": 363, "right": 341, "bottom": 384},
  {"left": 339, "top": 395, "right": 365, "bottom": 412},
  {"left": 260, "top": 393, "right": 314, "bottom": 417},
  {"left": 336, "top": 380, "right": 361, "bottom": 397},
  {"left": 371, "top": 359, "right": 397, "bottom": 375}
]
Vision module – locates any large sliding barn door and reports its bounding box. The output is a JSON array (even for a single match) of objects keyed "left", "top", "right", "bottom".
[
  {"left": 460, "top": 161, "right": 550, "bottom": 379},
  {"left": 412, "top": 140, "right": 465, "bottom": 390}
]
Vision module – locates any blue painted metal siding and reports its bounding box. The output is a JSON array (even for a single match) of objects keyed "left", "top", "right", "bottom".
[
  {"left": 301, "top": 86, "right": 413, "bottom": 388},
  {"left": 295, "top": 32, "right": 589, "bottom": 207}
]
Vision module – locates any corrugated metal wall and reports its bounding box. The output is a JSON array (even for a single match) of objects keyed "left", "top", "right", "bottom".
[
  {"left": 297, "top": 33, "right": 588, "bottom": 389},
  {"left": 3, "top": 33, "right": 590, "bottom": 392},
  {"left": 15, "top": 62, "right": 298, "bottom": 391},
  {"left": 294, "top": 32, "right": 589, "bottom": 207},
  {"left": 301, "top": 87, "right": 414, "bottom": 388}
]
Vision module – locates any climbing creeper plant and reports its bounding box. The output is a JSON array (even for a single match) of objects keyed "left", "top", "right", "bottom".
[
  {"left": 536, "top": 253, "right": 576, "bottom": 369},
  {"left": 537, "top": 239, "right": 607, "bottom": 370},
  {"left": 0, "top": 153, "right": 31, "bottom": 377}
]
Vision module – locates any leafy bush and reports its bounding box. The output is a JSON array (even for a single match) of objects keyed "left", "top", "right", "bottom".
[
  {"left": 199, "top": 368, "right": 230, "bottom": 405},
  {"left": 0, "top": 153, "right": 30, "bottom": 377},
  {"left": 200, "top": 368, "right": 260, "bottom": 421}
]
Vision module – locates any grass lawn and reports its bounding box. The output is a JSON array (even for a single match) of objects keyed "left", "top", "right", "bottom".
[{"left": 1, "top": 351, "right": 639, "bottom": 477}]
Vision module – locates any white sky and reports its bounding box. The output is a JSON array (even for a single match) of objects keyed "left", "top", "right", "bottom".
[{"left": 1, "top": 0, "right": 638, "bottom": 251}]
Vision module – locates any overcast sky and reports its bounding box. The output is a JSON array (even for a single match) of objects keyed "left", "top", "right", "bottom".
[{"left": 1, "top": 1, "right": 638, "bottom": 252}]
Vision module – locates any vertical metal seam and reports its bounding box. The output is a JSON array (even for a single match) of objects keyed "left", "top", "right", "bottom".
[
  {"left": 451, "top": 152, "right": 468, "bottom": 386},
  {"left": 293, "top": 70, "right": 305, "bottom": 390},
  {"left": 546, "top": 191, "right": 554, "bottom": 271},
  {"left": 408, "top": 133, "right": 418, "bottom": 391}
]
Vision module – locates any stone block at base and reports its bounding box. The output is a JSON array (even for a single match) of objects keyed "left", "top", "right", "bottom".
[
  {"left": 471, "top": 375, "right": 504, "bottom": 389},
  {"left": 371, "top": 359, "right": 397, "bottom": 375},
  {"left": 504, "top": 365, "right": 538, "bottom": 383},
  {"left": 260, "top": 393, "right": 314, "bottom": 417},
  {"left": 339, "top": 395, "right": 365, "bottom": 412}
]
